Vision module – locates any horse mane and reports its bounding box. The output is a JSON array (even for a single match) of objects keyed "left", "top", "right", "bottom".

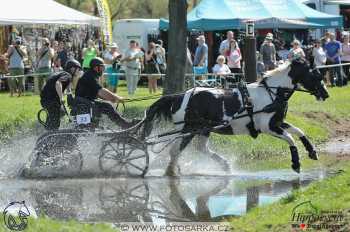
[{"left": 259, "top": 61, "right": 291, "bottom": 82}]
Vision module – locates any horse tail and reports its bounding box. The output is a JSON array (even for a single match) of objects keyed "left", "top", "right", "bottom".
[{"left": 143, "top": 94, "right": 182, "bottom": 138}]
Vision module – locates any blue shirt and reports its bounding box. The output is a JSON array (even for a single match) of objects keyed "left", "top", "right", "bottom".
[
  {"left": 193, "top": 43, "right": 208, "bottom": 67},
  {"left": 324, "top": 41, "right": 341, "bottom": 63}
]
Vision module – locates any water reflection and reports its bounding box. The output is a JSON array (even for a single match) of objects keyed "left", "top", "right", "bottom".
[{"left": 0, "top": 170, "right": 327, "bottom": 223}]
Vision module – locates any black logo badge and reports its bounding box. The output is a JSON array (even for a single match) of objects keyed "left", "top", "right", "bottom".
[{"left": 3, "top": 201, "right": 30, "bottom": 231}]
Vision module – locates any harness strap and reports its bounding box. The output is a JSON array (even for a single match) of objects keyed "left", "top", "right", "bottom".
[
  {"left": 260, "top": 79, "right": 276, "bottom": 102},
  {"left": 238, "top": 82, "right": 259, "bottom": 138}
]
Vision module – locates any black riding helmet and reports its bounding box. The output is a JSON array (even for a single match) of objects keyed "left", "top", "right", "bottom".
[
  {"left": 90, "top": 57, "right": 105, "bottom": 76},
  {"left": 90, "top": 57, "right": 105, "bottom": 69},
  {"left": 64, "top": 59, "right": 82, "bottom": 75}
]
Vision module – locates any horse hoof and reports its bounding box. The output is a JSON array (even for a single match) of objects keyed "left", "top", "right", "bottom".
[
  {"left": 291, "top": 163, "right": 301, "bottom": 173},
  {"left": 308, "top": 150, "right": 318, "bottom": 160}
]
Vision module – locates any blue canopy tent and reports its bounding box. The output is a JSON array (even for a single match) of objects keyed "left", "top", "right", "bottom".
[{"left": 159, "top": 0, "right": 343, "bottom": 30}]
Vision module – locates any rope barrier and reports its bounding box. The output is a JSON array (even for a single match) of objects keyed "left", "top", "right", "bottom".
[
  {"left": 315, "top": 62, "right": 350, "bottom": 69},
  {"left": 1, "top": 71, "right": 244, "bottom": 79},
  {"left": 1, "top": 63, "right": 348, "bottom": 78}
]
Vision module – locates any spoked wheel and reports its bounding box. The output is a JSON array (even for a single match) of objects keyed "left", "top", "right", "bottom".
[
  {"left": 98, "top": 181, "right": 150, "bottom": 221},
  {"left": 32, "top": 133, "right": 83, "bottom": 177},
  {"left": 99, "top": 134, "right": 149, "bottom": 177}
]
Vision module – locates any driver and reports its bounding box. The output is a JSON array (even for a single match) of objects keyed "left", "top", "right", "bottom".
[
  {"left": 75, "top": 57, "right": 135, "bottom": 128},
  {"left": 40, "top": 59, "right": 81, "bottom": 130}
]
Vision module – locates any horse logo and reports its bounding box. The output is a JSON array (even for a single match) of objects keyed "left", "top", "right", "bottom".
[{"left": 3, "top": 201, "right": 30, "bottom": 231}]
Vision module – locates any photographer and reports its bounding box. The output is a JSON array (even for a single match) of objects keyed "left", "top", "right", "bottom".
[
  {"left": 6, "top": 36, "right": 27, "bottom": 97},
  {"left": 35, "top": 38, "right": 54, "bottom": 94},
  {"left": 103, "top": 43, "right": 122, "bottom": 93}
]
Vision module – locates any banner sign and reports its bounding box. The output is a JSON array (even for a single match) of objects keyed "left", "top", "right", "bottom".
[{"left": 96, "top": 0, "right": 112, "bottom": 45}]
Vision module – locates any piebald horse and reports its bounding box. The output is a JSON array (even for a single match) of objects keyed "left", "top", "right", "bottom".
[{"left": 144, "top": 59, "right": 329, "bottom": 175}]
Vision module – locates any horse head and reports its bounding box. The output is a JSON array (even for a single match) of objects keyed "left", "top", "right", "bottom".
[{"left": 288, "top": 59, "right": 329, "bottom": 101}]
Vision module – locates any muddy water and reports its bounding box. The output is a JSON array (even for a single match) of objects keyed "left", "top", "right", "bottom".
[
  {"left": 0, "top": 169, "right": 328, "bottom": 223},
  {"left": 0, "top": 132, "right": 341, "bottom": 223}
]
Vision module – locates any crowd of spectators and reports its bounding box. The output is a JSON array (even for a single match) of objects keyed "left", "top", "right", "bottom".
[{"left": 1, "top": 29, "right": 349, "bottom": 98}]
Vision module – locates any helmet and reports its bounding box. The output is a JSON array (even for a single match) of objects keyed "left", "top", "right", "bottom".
[
  {"left": 64, "top": 59, "right": 81, "bottom": 74},
  {"left": 89, "top": 57, "right": 105, "bottom": 69}
]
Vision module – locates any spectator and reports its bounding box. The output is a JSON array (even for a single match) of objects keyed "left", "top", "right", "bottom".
[
  {"left": 212, "top": 55, "right": 231, "bottom": 87},
  {"left": 6, "top": 36, "right": 27, "bottom": 97},
  {"left": 55, "top": 41, "right": 68, "bottom": 71},
  {"left": 121, "top": 40, "right": 143, "bottom": 96},
  {"left": 225, "top": 39, "right": 242, "bottom": 74},
  {"left": 288, "top": 39, "right": 305, "bottom": 61},
  {"left": 219, "top": 31, "right": 238, "bottom": 55},
  {"left": 36, "top": 38, "right": 54, "bottom": 94},
  {"left": 82, "top": 39, "right": 98, "bottom": 72},
  {"left": 154, "top": 40, "right": 167, "bottom": 75},
  {"left": 341, "top": 32, "right": 350, "bottom": 86},
  {"left": 312, "top": 39, "right": 327, "bottom": 79},
  {"left": 145, "top": 42, "right": 160, "bottom": 94},
  {"left": 212, "top": 55, "right": 231, "bottom": 75},
  {"left": 260, "top": 33, "right": 276, "bottom": 71},
  {"left": 321, "top": 31, "right": 331, "bottom": 48},
  {"left": 193, "top": 35, "right": 208, "bottom": 76},
  {"left": 324, "top": 33, "right": 342, "bottom": 86},
  {"left": 103, "top": 43, "right": 121, "bottom": 93},
  {"left": 51, "top": 40, "right": 60, "bottom": 72},
  {"left": 256, "top": 51, "right": 265, "bottom": 79}
]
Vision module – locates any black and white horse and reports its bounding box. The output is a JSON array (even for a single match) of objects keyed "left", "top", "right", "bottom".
[{"left": 144, "top": 59, "right": 329, "bottom": 175}]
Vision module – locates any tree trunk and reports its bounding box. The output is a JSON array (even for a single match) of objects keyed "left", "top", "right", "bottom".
[{"left": 164, "top": 0, "right": 187, "bottom": 95}]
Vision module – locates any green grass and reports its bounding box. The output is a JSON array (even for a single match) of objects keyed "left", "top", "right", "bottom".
[
  {"left": 229, "top": 163, "right": 350, "bottom": 232},
  {"left": 0, "top": 215, "right": 118, "bottom": 232}
]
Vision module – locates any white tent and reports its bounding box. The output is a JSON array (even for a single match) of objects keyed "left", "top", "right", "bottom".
[{"left": 0, "top": 0, "right": 100, "bottom": 26}]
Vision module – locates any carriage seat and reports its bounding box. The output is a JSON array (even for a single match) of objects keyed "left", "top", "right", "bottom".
[{"left": 69, "top": 97, "right": 101, "bottom": 127}]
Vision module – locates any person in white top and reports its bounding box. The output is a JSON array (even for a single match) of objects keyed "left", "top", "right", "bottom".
[
  {"left": 341, "top": 32, "right": 350, "bottom": 85},
  {"left": 219, "top": 31, "right": 239, "bottom": 55},
  {"left": 103, "top": 43, "right": 122, "bottom": 93},
  {"left": 312, "top": 39, "right": 327, "bottom": 79},
  {"left": 212, "top": 55, "right": 231, "bottom": 87}
]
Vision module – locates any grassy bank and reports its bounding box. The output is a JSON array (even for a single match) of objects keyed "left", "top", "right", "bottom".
[
  {"left": 0, "top": 215, "right": 118, "bottom": 232},
  {"left": 230, "top": 162, "right": 350, "bottom": 232}
]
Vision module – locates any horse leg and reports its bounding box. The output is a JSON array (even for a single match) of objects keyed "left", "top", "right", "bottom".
[
  {"left": 268, "top": 127, "right": 300, "bottom": 173},
  {"left": 197, "top": 132, "right": 232, "bottom": 173},
  {"left": 165, "top": 134, "right": 195, "bottom": 176},
  {"left": 281, "top": 122, "right": 318, "bottom": 160}
]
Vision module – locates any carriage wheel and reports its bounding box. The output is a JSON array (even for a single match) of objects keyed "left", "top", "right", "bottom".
[
  {"left": 98, "top": 181, "right": 150, "bottom": 220},
  {"left": 33, "top": 134, "right": 83, "bottom": 176},
  {"left": 99, "top": 135, "right": 149, "bottom": 177}
]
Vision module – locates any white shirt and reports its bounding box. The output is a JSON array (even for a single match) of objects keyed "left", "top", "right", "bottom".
[
  {"left": 312, "top": 47, "right": 327, "bottom": 67},
  {"left": 212, "top": 63, "right": 231, "bottom": 75}
]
